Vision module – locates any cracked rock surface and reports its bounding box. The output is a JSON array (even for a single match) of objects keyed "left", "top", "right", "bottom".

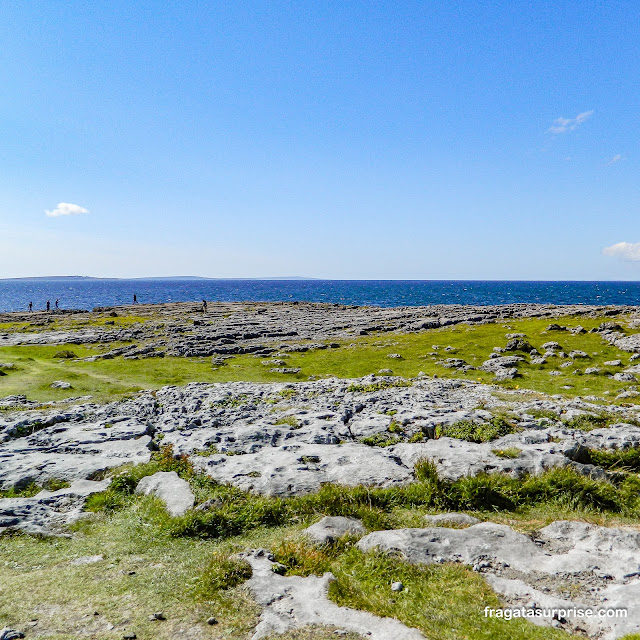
[
  {"left": 358, "top": 521, "right": 640, "bottom": 639},
  {"left": 3, "top": 375, "right": 640, "bottom": 499},
  {"left": 0, "top": 479, "right": 109, "bottom": 535},
  {"left": 241, "top": 549, "right": 424, "bottom": 639}
]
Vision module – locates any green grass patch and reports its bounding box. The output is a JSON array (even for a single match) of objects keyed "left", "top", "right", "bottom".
[
  {"left": 583, "top": 447, "right": 640, "bottom": 472},
  {"left": 346, "top": 380, "right": 412, "bottom": 393},
  {"left": 88, "top": 450, "right": 640, "bottom": 541},
  {"left": 328, "top": 548, "right": 567, "bottom": 640},
  {"left": 1, "top": 313, "right": 639, "bottom": 403},
  {"left": 492, "top": 447, "right": 522, "bottom": 459},
  {"left": 274, "top": 415, "right": 301, "bottom": 428},
  {"left": 0, "top": 478, "right": 71, "bottom": 498},
  {"left": 436, "top": 417, "right": 519, "bottom": 443},
  {"left": 360, "top": 433, "right": 404, "bottom": 447}
]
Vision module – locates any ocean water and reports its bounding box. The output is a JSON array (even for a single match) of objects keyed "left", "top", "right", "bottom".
[{"left": 0, "top": 279, "right": 639, "bottom": 313}]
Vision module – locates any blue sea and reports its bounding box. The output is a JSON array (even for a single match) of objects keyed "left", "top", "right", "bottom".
[{"left": 0, "top": 279, "right": 640, "bottom": 313}]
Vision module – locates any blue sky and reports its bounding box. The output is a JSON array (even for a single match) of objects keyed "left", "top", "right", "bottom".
[{"left": 1, "top": 1, "right": 639, "bottom": 279}]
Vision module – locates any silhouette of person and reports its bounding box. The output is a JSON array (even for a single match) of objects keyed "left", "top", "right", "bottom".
[
  {"left": 46, "top": 300, "right": 50, "bottom": 312},
  {"left": 133, "top": 294, "right": 137, "bottom": 304},
  {"left": 28, "top": 301, "right": 33, "bottom": 312},
  {"left": 202, "top": 299, "right": 207, "bottom": 312},
  {"left": 55, "top": 299, "right": 59, "bottom": 309}
]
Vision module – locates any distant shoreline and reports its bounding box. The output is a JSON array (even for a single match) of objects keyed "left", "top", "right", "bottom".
[{"left": 1, "top": 276, "right": 640, "bottom": 283}]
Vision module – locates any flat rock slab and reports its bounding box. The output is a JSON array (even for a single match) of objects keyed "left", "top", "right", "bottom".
[
  {"left": 0, "top": 479, "right": 110, "bottom": 536},
  {"left": 242, "top": 549, "right": 424, "bottom": 640},
  {"left": 0, "top": 416, "right": 152, "bottom": 489},
  {"left": 358, "top": 521, "right": 640, "bottom": 638},
  {"left": 193, "top": 443, "right": 414, "bottom": 497},
  {"left": 613, "top": 333, "right": 640, "bottom": 353},
  {"left": 423, "top": 512, "right": 480, "bottom": 526},
  {"left": 303, "top": 516, "right": 366, "bottom": 544},
  {"left": 135, "top": 471, "right": 194, "bottom": 516}
]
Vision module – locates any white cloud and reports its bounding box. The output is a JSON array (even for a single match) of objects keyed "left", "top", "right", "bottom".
[
  {"left": 603, "top": 242, "right": 640, "bottom": 262},
  {"left": 606, "top": 154, "right": 623, "bottom": 166},
  {"left": 547, "top": 110, "right": 594, "bottom": 134},
  {"left": 44, "top": 202, "right": 89, "bottom": 217}
]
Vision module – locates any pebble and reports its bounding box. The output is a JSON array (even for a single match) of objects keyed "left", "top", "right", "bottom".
[{"left": 148, "top": 612, "right": 166, "bottom": 621}]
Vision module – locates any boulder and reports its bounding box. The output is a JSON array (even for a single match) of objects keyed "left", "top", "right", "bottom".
[
  {"left": 504, "top": 338, "right": 534, "bottom": 352},
  {"left": 304, "top": 516, "right": 366, "bottom": 544},
  {"left": 50, "top": 381, "right": 72, "bottom": 389},
  {"left": 135, "top": 471, "right": 194, "bottom": 517},
  {"left": 479, "top": 356, "right": 524, "bottom": 373}
]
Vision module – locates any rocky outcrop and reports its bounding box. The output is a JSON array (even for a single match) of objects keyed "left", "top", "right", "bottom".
[
  {"left": 2, "top": 377, "right": 640, "bottom": 498},
  {"left": 241, "top": 549, "right": 424, "bottom": 639},
  {"left": 358, "top": 521, "right": 640, "bottom": 639},
  {"left": 0, "top": 479, "right": 110, "bottom": 536},
  {"left": 0, "top": 414, "right": 153, "bottom": 490}
]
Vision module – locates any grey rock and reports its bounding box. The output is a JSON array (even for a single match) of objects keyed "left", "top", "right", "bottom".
[
  {"left": 479, "top": 356, "right": 524, "bottom": 373},
  {"left": 614, "top": 372, "right": 636, "bottom": 382},
  {"left": 0, "top": 479, "right": 110, "bottom": 536},
  {"left": 193, "top": 443, "right": 413, "bottom": 497},
  {"left": 241, "top": 549, "right": 424, "bottom": 640},
  {"left": 504, "top": 338, "right": 534, "bottom": 352},
  {"left": 423, "top": 513, "right": 480, "bottom": 526},
  {"left": 613, "top": 333, "right": 640, "bottom": 353},
  {"left": 494, "top": 367, "right": 519, "bottom": 381},
  {"left": 135, "top": 471, "right": 194, "bottom": 517},
  {"left": 50, "top": 381, "right": 72, "bottom": 389},
  {"left": 358, "top": 520, "right": 640, "bottom": 638},
  {"left": 0, "top": 416, "right": 153, "bottom": 490},
  {"left": 148, "top": 612, "right": 166, "bottom": 621},
  {"left": 70, "top": 554, "right": 104, "bottom": 565},
  {"left": 1, "top": 630, "right": 25, "bottom": 640},
  {"left": 304, "top": 516, "right": 366, "bottom": 544}
]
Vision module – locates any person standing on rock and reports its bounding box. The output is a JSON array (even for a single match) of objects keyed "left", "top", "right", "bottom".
[
  {"left": 46, "top": 300, "right": 50, "bottom": 312},
  {"left": 28, "top": 301, "right": 33, "bottom": 312},
  {"left": 133, "top": 293, "right": 137, "bottom": 304},
  {"left": 202, "top": 299, "right": 207, "bottom": 313},
  {"left": 55, "top": 299, "right": 59, "bottom": 309}
]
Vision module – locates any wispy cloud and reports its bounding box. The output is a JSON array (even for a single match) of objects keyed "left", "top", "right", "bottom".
[
  {"left": 548, "top": 110, "right": 594, "bottom": 134},
  {"left": 603, "top": 242, "right": 640, "bottom": 262},
  {"left": 44, "top": 202, "right": 89, "bottom": 217},
  {"left": 606, "top": 154, "right": 623, "bottom": 166}
]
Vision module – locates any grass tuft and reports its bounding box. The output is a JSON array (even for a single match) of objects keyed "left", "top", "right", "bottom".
[{"left": 436, "top": 417, "right": 519, "bottom": 443}]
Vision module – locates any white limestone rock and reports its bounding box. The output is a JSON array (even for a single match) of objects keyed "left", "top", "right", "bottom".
[
  {"left": 304, "top": 516, "right": 366, "bottom": 544},
  {"left": 135, "top": 471, "right": 194, "bottom": 517}
]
